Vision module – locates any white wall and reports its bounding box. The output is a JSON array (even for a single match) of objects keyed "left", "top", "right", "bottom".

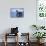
[{"left": 0, "top": 0, "right": 36, "bottom": 42}]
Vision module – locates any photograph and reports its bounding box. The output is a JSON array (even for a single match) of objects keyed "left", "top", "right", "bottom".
[{"left": 10, "top": 8, "right": 24, "bottom": 18}]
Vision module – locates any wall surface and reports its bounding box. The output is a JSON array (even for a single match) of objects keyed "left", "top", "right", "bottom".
[{"left": 0, "top": 0, "right": 36, "bottom": 42}]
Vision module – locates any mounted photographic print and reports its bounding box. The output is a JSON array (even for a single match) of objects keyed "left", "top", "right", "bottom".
[
  {"left": 10, "top": 8, "right": 24, "bottom": 18},
  {"left": 37, "top": 0, "right": 46, "bottom": 18}
]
